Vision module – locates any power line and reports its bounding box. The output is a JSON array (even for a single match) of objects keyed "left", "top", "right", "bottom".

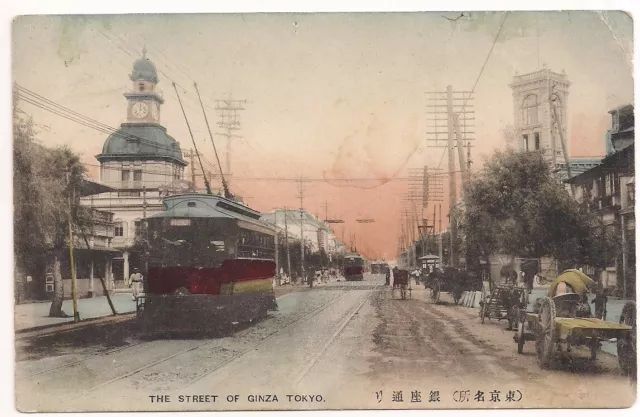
[{"left": 15, "top": 85, "right": 186, "bottom": 156}]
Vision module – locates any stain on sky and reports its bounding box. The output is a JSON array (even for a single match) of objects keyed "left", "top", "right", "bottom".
[
  {"left": 323, "top": 110, "right": 420, "bottom": 189},
  {"left": 57, "top": 16, "right": 89, "bottom": 67}
]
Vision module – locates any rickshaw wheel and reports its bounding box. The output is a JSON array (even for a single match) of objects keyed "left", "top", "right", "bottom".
[
  {"left": 517, "top": 320, "right": 526, "bottom": 354},
  {"left": 536, "top": 297, "right": 557, "bottom": 369},
  {"left": 617, "top": 301, "right": 637, "bottom": 376}
]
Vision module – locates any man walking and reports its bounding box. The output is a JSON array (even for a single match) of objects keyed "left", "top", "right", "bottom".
[{"left": 128, "top": 267, "right": 143, "bottom": 301}]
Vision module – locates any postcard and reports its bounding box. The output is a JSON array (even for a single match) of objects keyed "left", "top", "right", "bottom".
[{"left": 12, "top": 10, "right": 636, "bottom": 412}]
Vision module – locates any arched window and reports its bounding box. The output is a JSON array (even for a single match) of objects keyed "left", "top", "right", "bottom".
[{"left": 522, "top": 94, "right": 539, "bottom": 125}]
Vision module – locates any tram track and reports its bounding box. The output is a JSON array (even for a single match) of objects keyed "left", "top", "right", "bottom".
[
  {"left": 17, "top": 340, "right": 149, "bottom": 379},
  {"left": 61, "top": 289, "right": 357, "bottom": 406},
  {"left": 293, "top": 284, "right": 380, "bottom": 386},
  {"left": 179, "top": 289, "right": 361, "bottom": 389}
]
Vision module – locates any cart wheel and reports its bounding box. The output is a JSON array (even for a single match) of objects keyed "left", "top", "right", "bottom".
[
  {"left": 536, "top": 297, "right": 557, "bottom": 369},
  {"left": 517, "top": 320, "right": 526, "bottom": 354},
  {"left": 617, "top": 301, "right": 636, "bottom": 376}
]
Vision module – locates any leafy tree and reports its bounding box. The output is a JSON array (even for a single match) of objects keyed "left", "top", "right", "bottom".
[
  {"left": 461, "top": 149, "right": 618, "bottom": 272},
  {"left": 13, "top": 94, "right": 90, "bottom": 316}
]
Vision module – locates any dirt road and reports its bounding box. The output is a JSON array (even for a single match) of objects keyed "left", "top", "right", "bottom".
[{"left": 15, "top": 275, "right": 636, "bottom": 411}]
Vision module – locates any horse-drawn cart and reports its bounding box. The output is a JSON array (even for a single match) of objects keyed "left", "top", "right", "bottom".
[
  {"left": 392, "top": 269, "right": 411, "bottom": 300},
  {"left": 514, "top": 293, "right": 636, "bottom": 375}
]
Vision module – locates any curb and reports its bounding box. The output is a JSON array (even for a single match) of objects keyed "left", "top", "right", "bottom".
[{"left": 15, "top": 312, "right": 136, "bottom": 339}]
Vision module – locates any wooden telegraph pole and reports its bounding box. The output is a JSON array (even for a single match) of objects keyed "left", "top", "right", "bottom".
[{"left": 66, "top": 172, "right": 80, "bottom": 322}]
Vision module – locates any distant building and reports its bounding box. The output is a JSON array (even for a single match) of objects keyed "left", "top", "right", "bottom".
[
  {"left": 510, "top": 68, "right": 570, "bottom": 168},
  {"left": 260, "top": 210, "right": 339, "bottom": 254}
]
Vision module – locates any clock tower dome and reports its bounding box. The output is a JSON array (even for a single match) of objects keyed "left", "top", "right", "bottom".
[{"left": 124, "top": 47, "right": 164, "bottom": 124}]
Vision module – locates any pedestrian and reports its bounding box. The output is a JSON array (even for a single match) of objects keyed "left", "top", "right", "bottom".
[
  {"left": 591, "top": 288, "right": 608, "bottom": 320},
  {"left": 128, "top": 267, "right": 143, "bottom": 301}
]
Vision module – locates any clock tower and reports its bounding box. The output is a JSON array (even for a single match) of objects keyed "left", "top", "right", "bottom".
[{"left": 124, "top": 47, "right": 164, "bottom": 124}]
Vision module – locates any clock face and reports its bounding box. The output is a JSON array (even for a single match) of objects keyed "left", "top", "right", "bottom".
[
  {"left": 151, "top": 104, "right": 159, "bottom": 121},
  {"left": 132, "top": 102, "right": 149, "bottom": 119}
]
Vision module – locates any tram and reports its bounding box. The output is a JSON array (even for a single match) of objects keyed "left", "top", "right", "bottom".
[
  {"left": 137, "top": 194, "right": 278, "bottom": 335},
  {"left": 343, "top": 253, "right": 365, "bottom": 281}
]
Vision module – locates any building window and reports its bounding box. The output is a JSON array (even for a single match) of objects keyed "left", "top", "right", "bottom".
[
  {"left": 115, "top": 223, "right": 124, "bottom": 237},
  {"left": 121, "top": 170, "right": 130, "bottom": 182},
  {"left": 522, "top": 94, "right": 538, "bottom": 125},
  {"left": 133, "top": 170, "right": 142, "bottom": 182},
  {"left": 605, "top": 174, "right": 613, "bottom": 196},
  {"left": 139, "top": 82, "right": 144, "bottom": 92},
  {"left": 534, "top": 132, "right": 540, "bottom": 150},
  {"left": 522, "top": 134, "right": 529, "bottom": 151}
]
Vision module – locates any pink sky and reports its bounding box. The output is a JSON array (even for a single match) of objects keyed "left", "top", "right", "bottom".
[{"left": 12, "top": 12, "right": 633, "bottom": 259}]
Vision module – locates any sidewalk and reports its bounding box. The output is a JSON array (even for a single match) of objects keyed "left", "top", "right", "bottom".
[
  {"left": 14, "top": 293, "right": 137, "bottom": 332},
  {"left": 14, "top": 284, "right": 313, "bottom": 333}
]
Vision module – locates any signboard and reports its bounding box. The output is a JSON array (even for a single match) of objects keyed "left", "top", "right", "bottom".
[{"left": 170, "top": 218, "right": 191, "bottom": 226}]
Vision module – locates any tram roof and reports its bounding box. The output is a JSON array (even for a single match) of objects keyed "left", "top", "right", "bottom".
[{"left": 148, "top": 193, "right": 276, "bottom": 233}]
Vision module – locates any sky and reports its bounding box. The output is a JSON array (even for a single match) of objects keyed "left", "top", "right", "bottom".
[{"left": 11, "top": 11, "right": 634, "bottom": 260}]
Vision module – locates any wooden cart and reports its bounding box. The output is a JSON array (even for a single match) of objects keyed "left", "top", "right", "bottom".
[
  {"left": 514, "top": 294, "right": 636, "bottom": 375},
  {"left": 479, "top": 282, "right": 527, "bottom": 330},
  {"left": 392, "top": 269, "right": 412, "bottom": 300}
]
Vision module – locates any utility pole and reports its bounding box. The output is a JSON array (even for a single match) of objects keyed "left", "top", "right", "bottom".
[
  {"left": 66, "top": 173, "right": 80, "bottom": 322},
  {"left": 142, "top": 185, "right": 149, "bottom": 277},
  {"left": 215, "top": 96, "right": 246, "bottom": 189},
  {"left": 283, "top": 207, "right": 292, "bottom": 278},
  {"left": 447, "top": 85, "right": 457, "bottom": 267},
  {"left": 438, "top": 204, "right": 443, "bottom": 265},
  {"left": 549, "top": 79, "right": 574, "bottom": 195},
  {"left": 298, "top": 179, "right": 305, "bottom": 278},
  {"left": 426, "top": 88, "right": 474, "bottom": 268},
  {"left": 274, "top": 211, "right": 280, "bottom": 284},
  {"left": 188, "top": 148, "right": 196, "bottom": 185}
]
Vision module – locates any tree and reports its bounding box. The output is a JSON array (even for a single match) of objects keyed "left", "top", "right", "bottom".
[
  {"left": 461, "top": 149, "right": 618, "bottom": 272},
  {"left": 13, "top": 93, "right": 90, "bottom": 316}
]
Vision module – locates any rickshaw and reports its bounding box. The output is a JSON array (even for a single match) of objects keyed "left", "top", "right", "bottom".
[
  {"left": 479, "top": 264, "right": 528, "bottom": 330},
  {"left": 425, "top": 267, "right": 466, "bottom": 304},
  {"left": 418, "top": 255, "right": 440, "bottom": 301},
  {"left": 513, "top": 270, "right": 636, "bottom": 375},
  {"left": 479, "top": 282, "right": 528, "bottom": 330}
]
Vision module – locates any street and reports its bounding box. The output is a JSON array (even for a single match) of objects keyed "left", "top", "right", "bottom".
[{"left": 15, "top": 273, "right": 636, "bottom": 412}]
